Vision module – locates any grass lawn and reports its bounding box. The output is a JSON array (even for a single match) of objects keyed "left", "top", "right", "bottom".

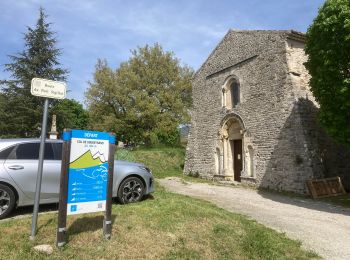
[
  {"left": 0, "top": 146, "right": 321, "bottom": 259},
  {"left": 0, "top": 186, "right": 319, "bottom": 259}
]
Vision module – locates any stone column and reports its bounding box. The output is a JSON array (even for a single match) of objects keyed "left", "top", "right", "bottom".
[
  {"left": 224, "top": 137, "right": 230, "bottom": 175},
  {"left": 220, "top": 148, "right": 224, "bottom": 175},
  {"left": 221, "top": 126, "right": 230, "bottom": 176},
  {"left": 49, "top": 114, "right": 59, "bottom": 139},
  {"left": 221, "top": 87, "right": 226, "bottom": 108}
]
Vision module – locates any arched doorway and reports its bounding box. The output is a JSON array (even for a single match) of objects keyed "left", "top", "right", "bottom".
[{"left": 219, "top": 115, "right": 244, "bottom": 182}]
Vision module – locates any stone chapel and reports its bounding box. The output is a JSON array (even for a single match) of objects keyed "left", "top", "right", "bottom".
[{"left": 184, "top": 30, "right": 350, "bottom": 194}]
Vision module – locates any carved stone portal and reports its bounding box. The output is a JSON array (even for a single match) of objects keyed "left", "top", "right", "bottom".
[{"left": 218, "top": 117, "right": 243, "bottom": 181}]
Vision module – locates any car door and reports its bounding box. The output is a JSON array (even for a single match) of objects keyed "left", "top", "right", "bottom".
[{"left": 4, "top": 141, "right": 61, "bottom": 201}]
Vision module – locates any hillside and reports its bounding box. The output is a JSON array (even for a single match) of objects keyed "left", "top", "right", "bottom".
[{"left": 116, "top": 147, "right": 185, "bottom": 178}]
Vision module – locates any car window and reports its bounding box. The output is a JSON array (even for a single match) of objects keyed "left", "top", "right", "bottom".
[
  {"left": 0, "top": 145, "right": 15, "bottom": 160},
  {"left": 15, "top": 143, "right": 40, "bottom": 159},
  {"left": 52, "top": 143, "right": 62, "bottom": 160},
  {"left": 44, "top": 143, "right": 55, "bottom": 160},
  {"left": 9, "top": 142, "right": 55, "bottom": 160}
]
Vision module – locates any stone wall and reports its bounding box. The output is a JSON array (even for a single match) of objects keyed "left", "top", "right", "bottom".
[
  {"left": 184, "top": 30, "right": 350, "bottom": 193},
  {"left": 285, "top": 37, "right": 350, "bottom": 191}
]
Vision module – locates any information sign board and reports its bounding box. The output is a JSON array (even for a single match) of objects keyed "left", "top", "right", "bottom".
[
  {"left": 56, "top": 129, "right": 115, "bottom": 247},
  {"left": 31, "top": 78, "right": 66, "bottom": 99},
  {"left": 66, "top": 130, "right": 111, "bottom": 215}
]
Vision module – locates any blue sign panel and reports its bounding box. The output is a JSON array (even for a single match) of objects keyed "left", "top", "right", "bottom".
[{"left": 65, "top": 130, "right": 114, "bottom": 215}]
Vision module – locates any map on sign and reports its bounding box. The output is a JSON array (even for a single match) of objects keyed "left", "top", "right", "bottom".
[{"left": 67, "top": 130, "right": 110, "bottom": 215}]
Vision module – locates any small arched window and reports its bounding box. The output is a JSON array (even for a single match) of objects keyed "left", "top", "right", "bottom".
[
  {"left": 222, "top": 77, "right": 240, "bottom": 109},
  {"left": 230, "top": 81, "right": 240, "bottom": 107}
]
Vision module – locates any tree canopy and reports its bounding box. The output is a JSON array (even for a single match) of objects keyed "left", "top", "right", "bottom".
[
  {"left": 0, "top": 7, "right": 68, "bottom": 137},
  {"left": 86, "top": 44, "right": 193, "bottom": 146},
  {"left": 305, "top": 0, "right": 350, "bottom": 147},
  {"left": 50, "top": 99, "right": 89, "bottom": 134}
]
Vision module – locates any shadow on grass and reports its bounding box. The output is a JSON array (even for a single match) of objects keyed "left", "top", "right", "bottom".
[
  {"left": 5, "top": 203, "right": 59, "bottom": 221},
  {"left": 2, "top": 194, "right": 155, "bottom": 223},
  {"left": 144, "top": 194, "right": 155, "bottom": 201},
  {"left": 68, "top": 214, "right": 117, "bottom": 236},
  {"left": 37, "top": 217, "right": 55, "bottom": 232},
  {"left": 66, "top": 195, "right": 154, "bottom": 236}
]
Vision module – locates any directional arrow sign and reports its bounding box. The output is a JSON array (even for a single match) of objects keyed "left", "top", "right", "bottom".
[{"left": 31, "top": 78, "right": 66, "bottom": 99}]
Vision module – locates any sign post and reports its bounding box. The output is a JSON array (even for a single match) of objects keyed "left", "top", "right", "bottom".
[
  {"left": 56, "top": 129, "right": 116, "bottom": 247},
  {"left": 30, "top": 98, "right": 49, "bottom": 240},
  {"left": 104, "top": 139, "right": 116, "bottom": 239},
  {"left": 56, "top": 131, "right": 71, "bottom": 246},
  {"left": 30, "top": 78, "right": 66, "bottom": 240}
]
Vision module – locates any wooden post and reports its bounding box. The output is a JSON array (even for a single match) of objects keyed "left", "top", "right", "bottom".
[
  {"left": 103, "top": 133, "right": 116, "bottom": 239},
  {"left": 56, "top": 129, "right": 71, "bottom": 247}
]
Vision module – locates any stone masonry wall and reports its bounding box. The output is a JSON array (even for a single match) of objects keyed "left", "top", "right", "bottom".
[
  {"left": 185, "top": 30, "right": 297, "bottom": 187},
  {"left": 285, "top": 38, "right": 350, "bottom": 191},
  {"left": 260, "top": 37, "right": 318, "bottom": 193},
  {"left": 184, "top": 30, "right": 350, "bottom": 193}
]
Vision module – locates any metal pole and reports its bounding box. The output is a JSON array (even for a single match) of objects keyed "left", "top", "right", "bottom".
[{"left": 30, "top": 98, "right": 49, "bottom": 240}]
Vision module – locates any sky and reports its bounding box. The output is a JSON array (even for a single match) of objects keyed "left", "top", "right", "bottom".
[{"left": 0, "top": 0, "right": 325, "bottom": 103}]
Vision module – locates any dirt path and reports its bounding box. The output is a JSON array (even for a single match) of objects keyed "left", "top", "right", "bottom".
[{"left": 159, "top": 177, "right": 350, "bottom": 260}]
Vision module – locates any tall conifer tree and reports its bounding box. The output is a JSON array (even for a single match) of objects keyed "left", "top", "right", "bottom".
[{"left": 0, "top": 7, "right": 67, "bottom": 137}]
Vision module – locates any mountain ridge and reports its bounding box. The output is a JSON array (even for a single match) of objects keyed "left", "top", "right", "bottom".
[{"left": 70, "top": 150, "right": 106, "bottom": 169}]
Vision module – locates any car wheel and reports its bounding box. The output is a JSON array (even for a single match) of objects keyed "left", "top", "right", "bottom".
[
  {"left": 118, "top": 177, "right": 145, "bottom": 204},
  {"left": 0, "top": 184, "right": 16, "bottom": 220}
]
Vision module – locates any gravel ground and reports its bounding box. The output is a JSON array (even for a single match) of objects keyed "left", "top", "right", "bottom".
[{"left": 159, "top": 177, "right": 350, "bottom": 260}]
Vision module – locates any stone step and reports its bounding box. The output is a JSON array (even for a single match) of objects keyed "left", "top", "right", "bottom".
[{"left": 217, "top": 180, "right": 241, "bottom": 186}]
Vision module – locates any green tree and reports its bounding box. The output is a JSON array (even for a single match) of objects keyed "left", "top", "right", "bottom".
[
  {"left": 50, "top": 99, "right": 89, "bottom": 133},
  {"left": 305, "top": 0, "right": 350, "bottom": 147},
  {"left": 0, "top": 93, "right": 16, "bottom": 138},
  {"left": 86, "top": 44, "right": 193, "bottom": 146},
  {"left": 0, "top": 7, "right": 67, "bottom": 137}
]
